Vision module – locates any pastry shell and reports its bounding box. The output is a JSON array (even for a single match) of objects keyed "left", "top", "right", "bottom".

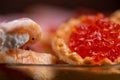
[{"left": 52, "top": 17, "right": 120, "bottom": 65}]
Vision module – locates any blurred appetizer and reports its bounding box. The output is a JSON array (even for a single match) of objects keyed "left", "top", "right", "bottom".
[
  {"left": 52, "top": 13, "right": 120, "bottom": 65},
  {"left": 0, "top": 18, "right": 56, "bottom": 80},
  {"left": 0, "top": 18, "right": 41, "bottom": 51}
]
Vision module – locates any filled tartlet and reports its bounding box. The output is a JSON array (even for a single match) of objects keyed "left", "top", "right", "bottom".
[{"left": 52, "top": 13, "right": 120, "bottom": 65}]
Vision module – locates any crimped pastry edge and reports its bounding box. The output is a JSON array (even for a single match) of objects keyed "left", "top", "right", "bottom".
[{"left": 52, "top": 16, "right": 120, "bottom": 65}]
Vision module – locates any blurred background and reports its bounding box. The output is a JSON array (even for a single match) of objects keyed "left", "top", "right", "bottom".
[
  {"left": 0, "top": 0, "right": 119, "bottom": 53},
  {"left": 0, "top": 0, "right": 119, "bottom": 14}
]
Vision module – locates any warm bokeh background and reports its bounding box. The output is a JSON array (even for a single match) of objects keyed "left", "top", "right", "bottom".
[{"left": 0, "top": 0, "right": 119, "bottom": 14}]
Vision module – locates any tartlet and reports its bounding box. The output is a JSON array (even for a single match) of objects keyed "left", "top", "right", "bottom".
[{"left": 52, "top": 14, "right": 120, "bottom": 65}]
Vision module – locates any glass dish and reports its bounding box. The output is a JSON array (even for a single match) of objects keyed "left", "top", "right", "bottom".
[{"left": 0, "top": 64, "right": 120, "bottom": 80}]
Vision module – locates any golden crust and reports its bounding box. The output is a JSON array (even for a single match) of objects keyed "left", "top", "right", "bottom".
[
  {"left": 0, "top": 49, "right": 56, "bottom": 64},
  {"left": 52, "top": 18, "right": 84, "bottom": 65},
  {"left": 52, "top": 16, "right": 120, "bottom": 65},
  {"left": 110, "top": 10, "right": 120, "bottom": 23},
  {"left": 0, "top": 49, "right": 56, "bottom": 80}
]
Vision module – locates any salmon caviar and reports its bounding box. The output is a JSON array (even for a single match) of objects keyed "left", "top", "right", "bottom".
[{"left": 69, "top": 14, "right": 120, "bottom": 63}]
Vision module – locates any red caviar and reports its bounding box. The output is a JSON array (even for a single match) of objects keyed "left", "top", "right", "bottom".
[{"left": 69, "top": 14, "right": 120, "bottom": 63}]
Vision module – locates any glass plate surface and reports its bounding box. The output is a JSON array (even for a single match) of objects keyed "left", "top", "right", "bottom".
[{"left": 0, "top": 63, "right": 120, "bottom": 80}]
